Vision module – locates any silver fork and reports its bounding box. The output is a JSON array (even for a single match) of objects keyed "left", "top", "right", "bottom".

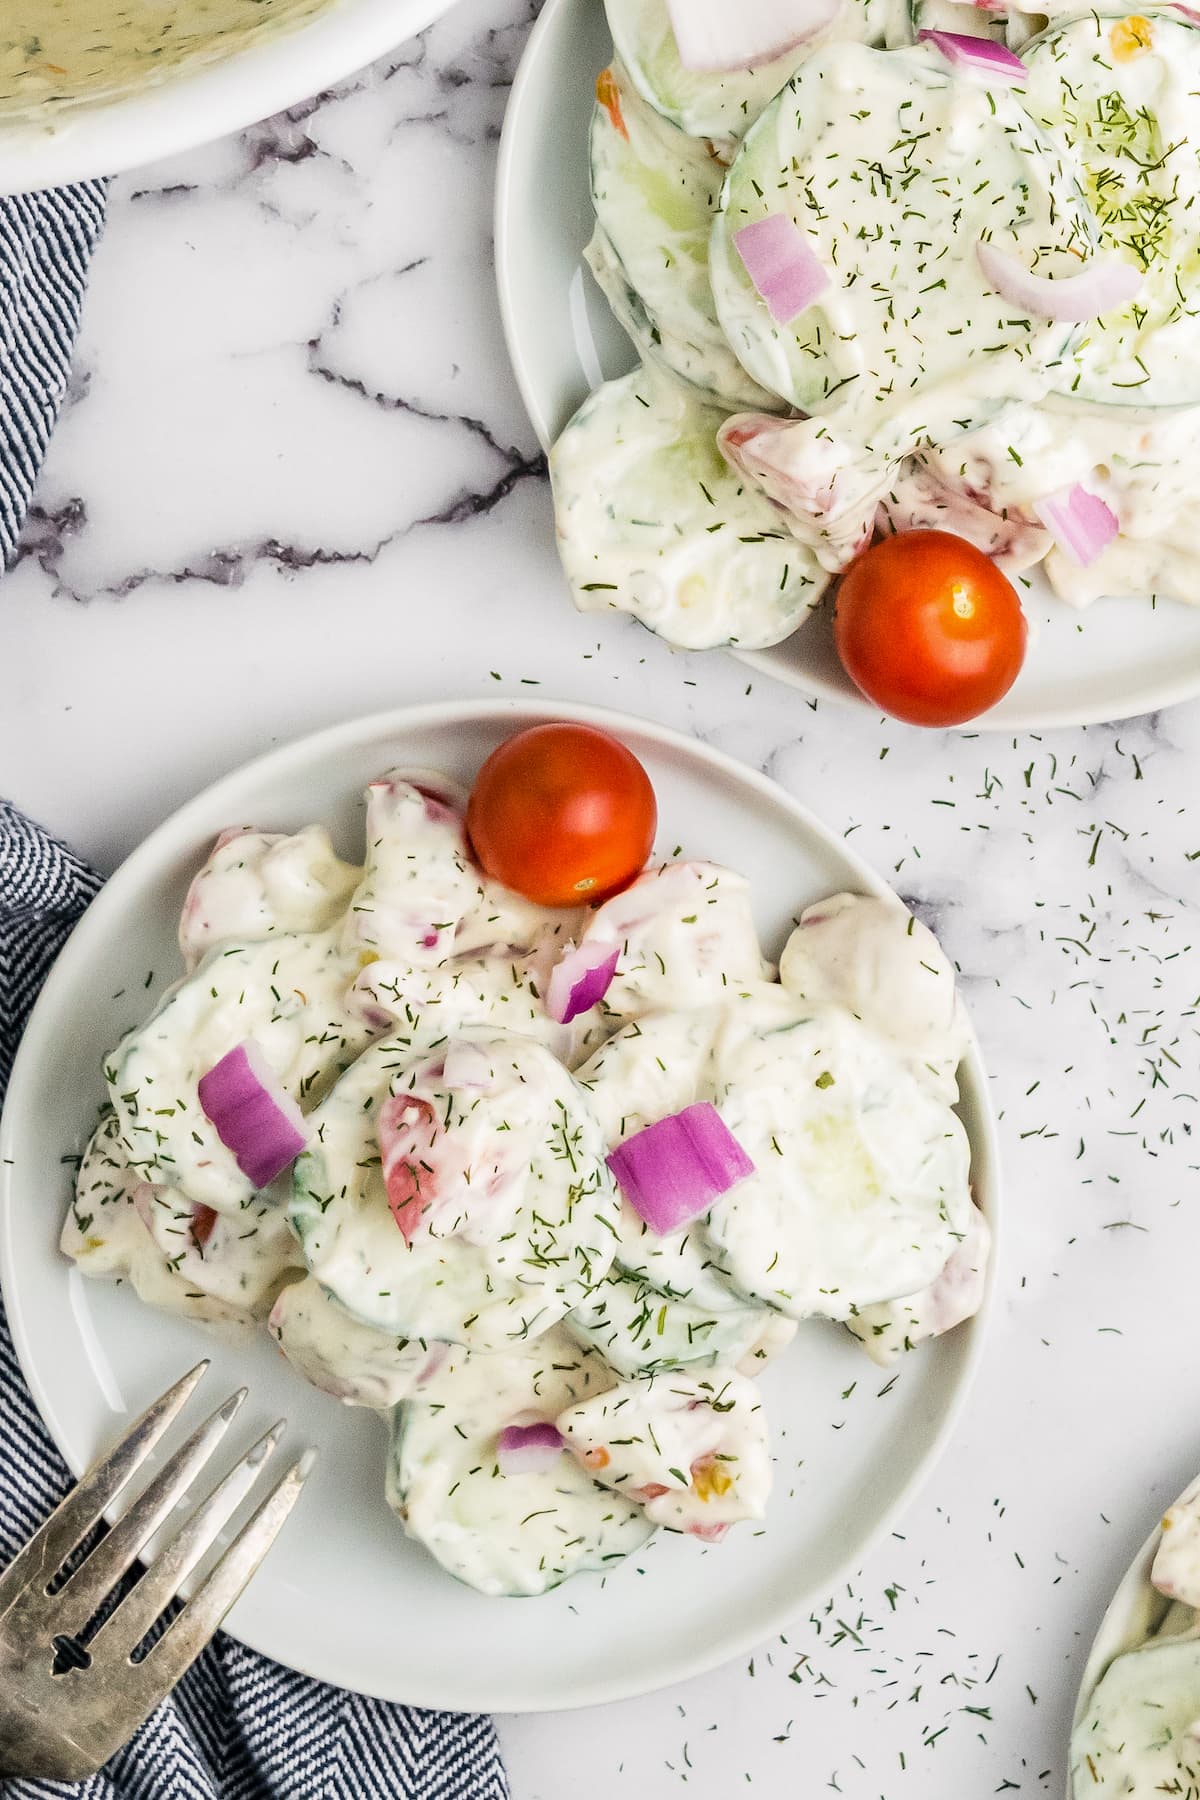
[{"left": 0, "top": 1361, "right": 312, "bottom": 1779}]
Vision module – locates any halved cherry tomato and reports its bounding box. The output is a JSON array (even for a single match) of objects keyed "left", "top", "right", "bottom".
[
  {"left": 466, "top": 724, "right": 656, "bottom": 908},
  {"left": 191, "top": 1204, "right": 218, "bottom": 1248},
  {"left": 834, "top": 529, "right": 1027, "bottom": 727}
]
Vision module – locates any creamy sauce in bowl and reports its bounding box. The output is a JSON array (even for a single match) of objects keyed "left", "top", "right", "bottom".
[{"left": 1, "top": 0, "right": 335, "bottom": 115}]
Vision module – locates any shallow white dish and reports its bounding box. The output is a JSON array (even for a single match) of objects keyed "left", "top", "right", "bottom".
[
  {"left": 1066, "top": 1489, "right": 1190, "bottom": 1800},
  {"left": 494, "top": 0, "right": 1200, "bottom": 731},
  {"left": 0, "top": 0, "right": 452, "bottom": 196},
  {"left": 0, "top": 698, "right": 999, "bottom": 1712}
]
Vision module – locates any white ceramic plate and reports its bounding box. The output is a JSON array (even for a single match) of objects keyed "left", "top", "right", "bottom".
[
  {"left": 0, "top": 0, "right": 454, "bottom": 195},
  {"left": 495, "top": 0, "right": 1200, "bottom": 731},
  {"left": 1066, "top": 1488, "right": 1192, "bottom": 1800},
  {"left": 0, "top": 699, "right": 999, "bottom": 1712}
]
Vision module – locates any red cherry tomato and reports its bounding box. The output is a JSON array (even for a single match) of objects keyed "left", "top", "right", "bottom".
[
  {"left": 834, "top": 530, "right": 1027, "bottom": 727},
  {"left": 192, "top": 1204, "right": 217, "bottom": 1248},
  {"left": 466, "top": 723, "right": 657, "bottom": 908}
]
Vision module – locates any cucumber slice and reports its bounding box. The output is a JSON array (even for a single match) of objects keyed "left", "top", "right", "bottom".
[
  {"left": 63, "top": 1115, "right": 298, "bottom": 1327},
  {"left": 565, "top": 1263, "right": 771, "bottom": 1376},
  {"left": 606, "top": 0, "right": 900, "bottom": 143},
  {"left": 290, "top": 1029, "right": 621, "bottom": 1350},
  {"left": 908, "top": 0, "right": 1001, "bottom": 38},
  {"left": 387, "top": 1332, "right": 653, "bottom": 1596},
  {"left": 588, "top": 69, "right": 778, "bottom": 410},
  {"left": 703, "top": 1002, "right": 973, "bottom": 1320},
  {"left": 268, "top": 1275, "right": 453, "bottom": 1408},
  {"left": 549, "top": 363, "right": 829, "bottom": 651},
  {"left": 1023, "top": 10, "right": 1200, "bottom": 404},
  {"left": 1069, "top": 1635, "right": 1200, "bottom": 1796},
  {"left": 709, "top": 42, "right": 1100, "bottom": 448},
  {"left": 108, "top": 928, "right": 373, "bottom": 1214}
]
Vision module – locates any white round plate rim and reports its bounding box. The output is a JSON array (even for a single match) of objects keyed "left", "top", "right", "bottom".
[
  {"left": 0, "top": 697, "right": 1000, "bottom": 1712},
  {"left": 0, "top": 0, "right": 454, "bottom": 197},
  {"left": 494, "top": 0, "right": 1200, "bottom": 733},
  {"left": 1065, "top": 1482, "right": 1195, "bottom": 1800}
]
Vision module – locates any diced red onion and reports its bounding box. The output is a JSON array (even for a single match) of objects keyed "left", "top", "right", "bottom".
[
  {"left": 1171, "top": 2, "right": 1200, "bottom": 22},
  {"left": 497, "top": 1421, "right": 565, "bottom": 1477},
  {"left": 441, "top": 1042, "right": 496, "bottom": 1093},
  {"left": 976, "top": 241, "right": 1142, "bottom": 321},
  {"left": 607, "top": 1103, "right": 754, "bottom": 1236},
  {"left": 918, "top": 29, "right": 1027, "bottom": 81},
  {"left": 546, "top": 941, "right": 620, "bottom": 1025},
  {"left": 733, "top": 215, "right": 830, "bottom": 324},
  {"left": 197, "top": 1041, "right": 307, "bottom": 1190},
  {"left": 665, "top": 0, "right": 837, "bottom": 70},
  {"left": 1032, "top": 483, "right": 1119, "bottom": 567}
]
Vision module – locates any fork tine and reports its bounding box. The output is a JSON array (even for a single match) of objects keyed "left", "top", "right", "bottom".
[
  {"left": 122, "top": 1453, "right": 313, "bottom": 1706},
  {"left": 0, "top": 1362, "right": 209, "bottom": 1624},
  {"left": 48, "top": 1388, "right": 247, "bottom": 1640},
  {"left": 90, "top": 1421, "right": 286, "bottom": 1660}
]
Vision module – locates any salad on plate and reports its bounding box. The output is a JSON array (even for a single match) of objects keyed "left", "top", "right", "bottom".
[
  {"left": 549, "top": 0, "right": 1200, "bottom": 719},
  {"left": 64, "top": 723, "right": 988, "bottom": 1598},
  {"left": 1072, "top": 1475, "right": 1200, "bottom": 1794}
]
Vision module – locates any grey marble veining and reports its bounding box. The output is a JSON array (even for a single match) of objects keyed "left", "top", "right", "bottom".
[{"left": 1, "top": 2, "right": 1199, "bottom": 1795}]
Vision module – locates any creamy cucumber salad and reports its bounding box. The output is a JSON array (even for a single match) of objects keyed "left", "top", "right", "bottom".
[
  {"left": 1, "top": 0, "right": 332, "bottom": 115},
  {"left": 550, "top": 0, "right": 1200, "bottom": 650},
  {"left": 65, "top": 750, "right": 988, "bottom": 1597},
  {"left": 1072, "top": 1477, "right": 1200, "bottom": 1795}
]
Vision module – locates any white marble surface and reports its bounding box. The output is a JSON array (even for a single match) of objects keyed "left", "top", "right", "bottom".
[{"left": 3, "top": 2, "right": 1200, "bottom": 1794}]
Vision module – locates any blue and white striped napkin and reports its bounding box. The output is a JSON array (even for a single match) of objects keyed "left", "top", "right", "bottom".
[
  {"left": 0, "top": 190, "right": 510, "bottom": 1799},
  {"left": 0, "top": 184, "right": 108, "bottom": 571}
]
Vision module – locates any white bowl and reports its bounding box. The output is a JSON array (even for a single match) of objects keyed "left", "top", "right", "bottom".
[
  {"left": 0, "top": 698, "right": 999, "bottom": 1711},
  {"left": 0, "top": 0, "right": 455, "bottom": 196}
]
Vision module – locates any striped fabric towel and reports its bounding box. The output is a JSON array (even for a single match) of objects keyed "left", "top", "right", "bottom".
[
  {"left": 0, "top": 182, "right": 108, "bottom": 571},
  {"left": 0, "top": 196, "right": 512, "bottom": 1798}
]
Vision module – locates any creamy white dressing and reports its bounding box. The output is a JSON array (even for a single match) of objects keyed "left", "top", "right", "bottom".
[
  {"left": 386, "top": 1329, "right": 653, "bottom": 1597},
  {"left": 1067, "top": 1471, "right": 1200, "bottom": 1795},
  {"left": 1154, "top": 1479, "right": 1200, "bottom": 1611},
  {"left": 1023, "top": 13, "right": 1200, "bottom": 407},
  {"left": 111, "top": 928, "right": 374, "bottom": 1212},
  {"left": 709, "top": 43, "right": 1097, "bottom": 451},
  {"left": 179, "top": 824, "right": 361, "bottom": 972},
  {"left": 1, "top": 0, "right": 333, "bottom": 114},
  {"left": 64, "top": 1115, "right": 299, "bottom": 1326},
  {"left": 706, "top": 998, "right": 972, "bottom": 1317},
  {"left": 588, "top": 68, "right": 778, "bottom": 410},
  {"left": 1072, "top": 1634, "right": 1200, "bottom": 1796},
  {"left": 268, "top": 1275, "right": 461, "bottom": 1408},
  {"left": 72, "top": 768, "right": 984, "bottom": 1596},
  {"left": 291, "top": 1029, "right": 621, "bottom": 1350},
  {"left": 605, "top": 0, "right": 905, "bottom": 143},
  {"left": 548, "top": 362, "right": 831, "bottom": 650},
  {"left": 560, "top": 5, "right": 1200, "bottom": 629},
  {"left": 778, "top": 892, "right": 969, "bottom": 1102},
  {"left": 566, "top": 1259, "right": 772, "bottom": 1377},
  {"left": 845, "top": 1200, "right": 990, "bottom": 1365},
  {"left": 558, "top": 1366, "right": 772, "bottom": 1535},
  {"left": 582, "top": 859, "right": 772, "bottom": 1016}
]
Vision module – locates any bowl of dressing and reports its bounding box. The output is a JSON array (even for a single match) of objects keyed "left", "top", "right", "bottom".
[{"left": 0, "top": 0, "right": 456, "bottom": 195}]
